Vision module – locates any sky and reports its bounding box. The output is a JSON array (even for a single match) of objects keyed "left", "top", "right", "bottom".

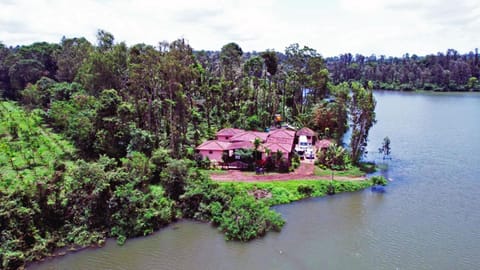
[{"left": 1, "top": 0, "right": 479, "bottom": 56}]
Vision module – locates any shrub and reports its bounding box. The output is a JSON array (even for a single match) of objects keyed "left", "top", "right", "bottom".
[
  {"left": 277, "top": 158, "right": 290, "bottom": 173},
  {"left": 317, "top": 143, "right": 349, "bottom": 170},
  {"left": 290, "top": 153, "right": 300, "bottom": 171},
  {"left": 370, "top": 175, "right": 388, "bottom": 186},
  {"left": 297, "top": 184, "right": 314, "bottom": 196},
  {"left": 217, "top": 196, "right": 284, "bottom": 241},
  {"left": 180, "top": 175, "right": 285, "bottom": 241},
  {"left": 160, "top": 159, "right": 193, "bottom": 200}
]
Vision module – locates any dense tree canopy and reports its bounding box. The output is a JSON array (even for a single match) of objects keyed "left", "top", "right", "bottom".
[
  {"left": 2, "top": 30, "right": 474, "bottom": 164},
  {"left": 327, "top": 50, "right": 480, "bottom": 91}
]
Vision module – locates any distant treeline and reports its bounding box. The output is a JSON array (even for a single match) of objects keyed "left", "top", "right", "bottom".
[
  {"left": 2, "top": 36, "right": 479, "bottom": 103},
  {"left": 325, "top": 50, "right": 480, "bottom": 91}
]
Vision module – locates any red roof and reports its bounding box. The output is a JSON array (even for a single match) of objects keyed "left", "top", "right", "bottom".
[
  {"left": 226, "top": 141, "right": 255, "bottom": 150},
  {"left": 268, "top": 128, "right": 295, "bottom": 139},
  {"left": 296, "top": 127, "right": 316, "bottom": 136},
  {"left": 230, "top": 131, "right": 268, "bottom": 142},
  {"left": 267, "top": 137, "right": 293, "bottom": 144},
  {"left": 263, "top": 142, "right": 293, "bottom": 154},
  {"left": 216, "top": 128, "right": 244, "bottom": 136},
  {"left": 196, "top": 140, "right": 231, "bottom": 151}
]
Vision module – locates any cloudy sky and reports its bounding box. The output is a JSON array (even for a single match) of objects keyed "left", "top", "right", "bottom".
[{"left": 1, "top": 0, "right": 479, "bottom": 56}]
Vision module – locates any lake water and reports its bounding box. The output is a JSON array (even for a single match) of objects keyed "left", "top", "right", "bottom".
[{"left": 31, "top": 91, "right": 480, "bottom": 270}]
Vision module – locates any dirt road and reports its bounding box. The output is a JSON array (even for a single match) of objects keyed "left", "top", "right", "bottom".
[{"left": 210, "top": 162, "right": 366, "bottom": 182}]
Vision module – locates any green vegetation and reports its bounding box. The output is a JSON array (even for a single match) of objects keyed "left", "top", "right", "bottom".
[
  {"left": 370, "top": 176, "right": 388, "bottom": 186},
  {"left": 0, "top": 101, "right": 76, "bottom": 191},
  {"left": 328, "top": 50, "right": 480, "bottom": 92},
  {"left": 316, "top": 143, "right": 350, "bottom": 170},
  {"left": 0, "top": 102, "right": 176, "bottom": 268},
  {"left": 181, "top": 178, "right": 284, "bottom": 241},
  {"left": 0, "top": 102, "right": 284, "bottom": 268},
  {"left": 0, "top": 31, "right": 386, "bottom": 269},
  {"left": 220, "top": 179, "right": 375, "bottom": 206},
  {"left": 314, "top": 165, "right": 366, "bottom": 178},
  {"left": 314, "top": 159, "right": 377, "bottom": 177},
  {"left": 378, "top": 136, "right": 392, "bottom": 160}
]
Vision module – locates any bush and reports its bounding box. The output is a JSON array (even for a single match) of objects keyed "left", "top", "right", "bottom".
[
  {"left": 180, "top": 175, "right": 285, "bottom": 241},
  {"left": 290, "top": 153, "right": 300, "bottom": 171},
  {"left": 370, "top": 175, "right": 388, "bottom": 186},
  {"left": 193, "top": 153, "right": 210, "bottom": 169},
  {"left": 264, "top": 156, "right": 276, "bottom": 172},
  {"left": 217, "top": 196, "right": 284, "bottom": 241},
  {"left": 277, "top": 158, "right": 290, "bottom": 173},
  {"left": 297, "top": 184, "right": 314, "bottom": 196},
  {"left": 160, "top": 159, "right": 193, "bottom": 200},
  {"left": 317, "top": 143, "right": 349, "bottom": 170}
]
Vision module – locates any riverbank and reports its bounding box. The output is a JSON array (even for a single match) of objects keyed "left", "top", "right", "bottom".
[
  {"left": 219, "top": 179, "right": 375, "bottom": 206},
  {"left": 209, "top": 161, "right": 382, "bottom": 205},
  {"left": 27, "top": 178, "right": 377, "bottom": 269},
  {"left": 375, "top": 88, "right": 480, "bottom": 93}
]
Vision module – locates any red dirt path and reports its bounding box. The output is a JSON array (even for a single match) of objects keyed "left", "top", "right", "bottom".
[{"left": 210, "top": 162, "right": 366, "bottom": 182}]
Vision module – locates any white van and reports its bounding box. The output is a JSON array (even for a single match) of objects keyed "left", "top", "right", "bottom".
[{"left": 295, "top": 135, "right": 311, "bottom": 154}]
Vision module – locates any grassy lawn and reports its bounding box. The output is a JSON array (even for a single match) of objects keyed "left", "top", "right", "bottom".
[
  {"left": 219, "top": 179, "right": 373, "bottom": 206},
  {"left": 314, "top": 162, "right": 376, "bottom": 178}
]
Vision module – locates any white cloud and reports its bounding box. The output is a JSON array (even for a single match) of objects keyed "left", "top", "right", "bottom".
[{"left": 0, "top": 0, "right": 479, "bottom": 56}]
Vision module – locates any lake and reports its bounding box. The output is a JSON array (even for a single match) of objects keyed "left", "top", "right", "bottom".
[{"left": 30, "top": 91, "right": 480, "bottom": 270}]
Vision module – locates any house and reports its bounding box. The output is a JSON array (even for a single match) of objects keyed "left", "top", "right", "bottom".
[
  {"left": 264, "top": 128, "right": 295, "bottom": 158},
  {"left": 195, "top": 140, "right": 231, "bottom": 163},
  {"left": 196, "top": 126, "right": 313, "bottom": 167}
]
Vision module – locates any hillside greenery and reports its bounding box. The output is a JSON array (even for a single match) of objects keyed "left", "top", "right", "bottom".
[{"left": 0, "top": 102, "right": 285, "bottom": 269}]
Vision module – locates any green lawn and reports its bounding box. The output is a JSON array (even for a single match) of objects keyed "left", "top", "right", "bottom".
[
  {"left": 314, "top": 162, "right": 376, "bottom": 178},
  {"left": 220, "top": 179, "right": 373, "bottom": 206}
]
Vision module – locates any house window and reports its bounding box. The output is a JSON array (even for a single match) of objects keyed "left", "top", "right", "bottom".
[{"left": 209, "top": 151, "right": 213, "bottom": 154}]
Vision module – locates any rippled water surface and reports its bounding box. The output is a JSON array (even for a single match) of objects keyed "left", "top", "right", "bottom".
[{"left": 31, "top": 91, "right": 480, "bottom": 270}]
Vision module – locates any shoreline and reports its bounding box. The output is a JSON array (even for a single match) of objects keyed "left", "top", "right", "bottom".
[
  {"left": 26, "top": 179, "right": 374, "bottom": 269},
  {"left": 374, "top": 88, "right": 480, "bottom": 93},
  {"left": 26, "top": 177, "right": 375, "bottom": 269}
]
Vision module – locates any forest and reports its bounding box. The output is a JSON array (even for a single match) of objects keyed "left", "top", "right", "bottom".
[
  {"left": 326, "top": 50, "right": 480, "bottom": 91},
  {"left": 0, "top": 29, "right": 462, "bottom": 269}
]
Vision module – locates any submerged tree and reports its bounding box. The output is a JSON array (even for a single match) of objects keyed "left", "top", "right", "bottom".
[{"left": 378, "top": 136, "right": 391, "bottom": 160}]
